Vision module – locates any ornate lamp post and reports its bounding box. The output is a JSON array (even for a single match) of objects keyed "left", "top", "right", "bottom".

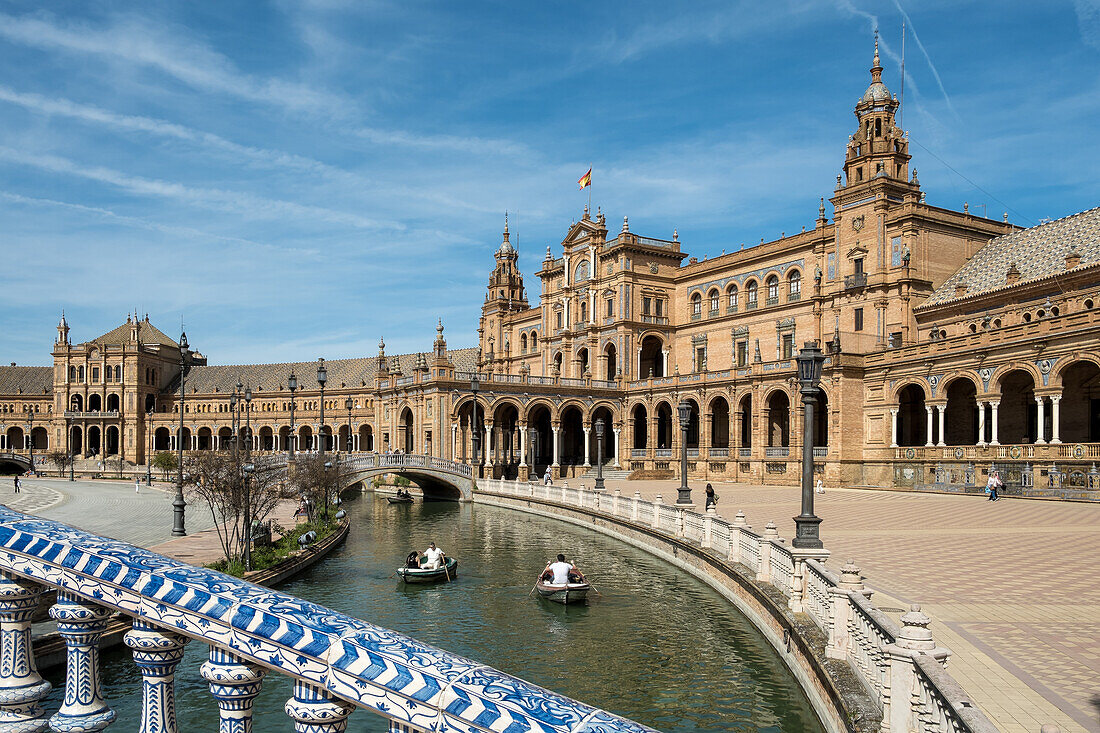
[
  {"left": 288, "top": 371, "right": 297, "bottom": 456},
  {"left": 68, "top": 413, "right": 75, "bottom": 481},
  {"left": 317, "top": 359, "right": 327, "bottom": 457},
  {"left": 172, "top": 331, "right": 189, "bottom": 537},
  {"left": 470, "top": 375, "right": 481, "bottom": 477},
  {"left": 793, "top": 341, "right": 826, "bottom": 549},
  {"left": 244, "top": 386, "right": 252, "bottom": 459},
  {"left": 323, "top": 461, "right": 332, "bottom": 522},
  {"left": 146, "top": 408, "right": 153, "bottom": 485},
  {"left": 345, "top": 397, "right": 354, "bottom": 453},
  {"left": 242, "top": 462, "right": 254, "bottom": 571},
  {"left": 676, "top": 400, "right": 692, "bottom": 504},
  {"left": 594, "top": 418, "right": 606, "bottom": 492},
  {"left": 26, "top": 408, "right": 35, "bottom": 472}
]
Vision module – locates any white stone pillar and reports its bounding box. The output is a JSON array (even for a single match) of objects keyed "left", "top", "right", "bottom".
[
  {"left": 889, "top": 408, "right": 899, "bottom": 448},
  {"left": 612, "top": 427, "right": 621, "bottom": 468},
  {"left": 451, "top": 423, "right": 457, "bottom": 460},
  {"left": 484, "top": 424, "right": 492, "bottom": 465},
  {"left": 662, "top": 350, "right": 669, "bottom": 376},
  {"left": 582, "top": 427, "right": 591, "bottom": 467},
  {"left": 1050, "top": 394, "right": 1062, "bottom": 444},
  {"left": 518, "top": 423, "right": 527, "bottom": 468},
  {"left": 1035, "top": 397, "right": 1047, "bottom": 444},
  {"left": 937, "top": 404, "right": 946, "bottom": 447},
  {"left": 977, "top": 402, "right": 987, "bottom": 447},
  {"left": 552, "top": 426, "right": 561, "bottom": 467},
  {"left": 990, "top": 400, "right": 1000, "bottom": 446},
  {"left": 925, "top": 406, "right": 934, "bottom": 447}
]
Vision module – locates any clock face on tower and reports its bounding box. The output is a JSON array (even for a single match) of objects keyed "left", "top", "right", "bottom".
[{"left": 851, "top": 215, "right": 865, "bottom": 232}]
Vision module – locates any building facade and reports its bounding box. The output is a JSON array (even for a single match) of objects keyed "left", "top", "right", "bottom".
[{"left": 3, "top": 44, "right": 1098, "bottom": 493}]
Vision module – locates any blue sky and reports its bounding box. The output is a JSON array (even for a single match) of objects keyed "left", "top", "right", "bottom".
[{"left": 2, "top": 1, "right": 1098, "bottom": 366}]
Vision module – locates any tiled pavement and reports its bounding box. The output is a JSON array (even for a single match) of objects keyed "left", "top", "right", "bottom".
[{"left": 578, "top": 477, "right": 1100, "bottom": 733}]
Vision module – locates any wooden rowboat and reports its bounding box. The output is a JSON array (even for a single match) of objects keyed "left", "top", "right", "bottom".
[
  {"left": 386, "top": 495, "right": 414, "bottom": 504},
  {"left": 535, "top": 579, "right": 590, "bottom": 604},
  {"left": 396, "top": 557, "right": 457, "bottom": 584}
]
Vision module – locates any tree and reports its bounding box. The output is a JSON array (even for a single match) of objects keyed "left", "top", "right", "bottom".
[
  {"left": 152, "top": 451, "right": 177, "bottom": 480},
  {"left": 46, "top": 450, "right": 72, "bottom": 477},
  {"left": 184, "top": 451, "right": 286, "bottom": 565}
]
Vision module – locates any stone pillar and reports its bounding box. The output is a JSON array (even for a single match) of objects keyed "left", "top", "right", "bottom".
[
  {"left": 518, "top": 423, "right": 527, "bottom": 468},
  {"left": 889, "top": 408, "right": 899, "bottom": 448},
  {"left": 825, "top": 560, "right": 870, "bottom": 661},
  {"left": 284, "top": 680, "right": 353, "bottom": 733},
  {"left": 49, "top": 591, "right": 116, "bottom": 732},
  {"left": 200, "top": 647, "right": 266, "bottom": 733},
  {"left": 990, "top": 400, "right": 1001, "bottom": 446},
  {"left": 551, "top": 424, "right": 560, "bottom": 468},
  {"left": 925, "top": 406, "right": 935, "bottom": 447},
  {"left": 976, "top": 402, "right": 987, "bottom": 447},
  {"left": 612, "top": 427, "right": 621, "bottom": 468},
  {"left": 757, "top": 522, "right": 777, "bottom": 582},
  {"left": 652, "top": 494, "right": 662, "bottom": 528},
  {"left": 1050, "top": 394, "right": 1062, "bottom": 444},
  {"left": 0, "top": 571, "right": 51, "bottom": 732},
  {"left": 936, "top": 404, "right": 946, "bottom": 447},
  {"left": 883, "top": 605, "right": 951, "bottom": 733},
  {"left": 125, "top": 619, "right": 189, "bottom": 733},
  {"left": 450, "top": 424, "right": 457, "bottom": 461},
  {"left": 582, "top": 427, "right": 591, "bottom": 467},
  {"left": 1035, "top": 397, "right": 1047, "bottom": 444},
  {"left": 631, "top": 490, "right": 640, "bottom": 521}
]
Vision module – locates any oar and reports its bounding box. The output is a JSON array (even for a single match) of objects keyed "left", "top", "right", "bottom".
[
  {"left": 442, "top": 556, "right": 451, "bottom": 582},
  {"left": 578, "top": 572, "right": 602, "bottom": 596}
]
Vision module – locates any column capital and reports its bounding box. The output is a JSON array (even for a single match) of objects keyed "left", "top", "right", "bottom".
[{"left": 990, "top": 400, "right": 1000, "bottom": 408}]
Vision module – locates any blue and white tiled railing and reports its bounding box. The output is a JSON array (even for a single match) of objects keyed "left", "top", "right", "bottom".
[{"left": 0, "top": 504, "right": 655, "bottom": 733}]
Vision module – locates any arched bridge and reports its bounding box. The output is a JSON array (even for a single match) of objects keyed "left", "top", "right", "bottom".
[
  {"left": 337, "top": 454, "right": 475, "bottom": 501},
  {"left": 0, "top": 452, "right": 32, "bottom": 473}
]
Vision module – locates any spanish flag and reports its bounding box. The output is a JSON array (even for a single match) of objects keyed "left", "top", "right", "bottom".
[{"left": 578, "top": 168, "right": 592, "bottom": 190}]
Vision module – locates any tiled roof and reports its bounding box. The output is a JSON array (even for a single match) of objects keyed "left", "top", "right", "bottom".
[
  {"left": 925, "top": 206, "right": 1100, "bottom": 307},
  {"left": 0, "top": 367, "right": 52, "bottom": 396},
  {"left": 90, "top": 318, "right": 180, "bottom": 348},
  {"left": 170, "top": 347, "right": 479, "bottom": 395}
]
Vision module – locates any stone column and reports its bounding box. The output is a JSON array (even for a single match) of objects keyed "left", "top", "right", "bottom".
[
  {"left": 976, "top": 402, "right": 987, "bottom": 447},
  {"left": 889, "top": 408, "right": 899, "bottom": 448},
  {"left": 49, "top": 591, "right": 116, "bottom": 732},
  {"left": 612, "top": 427, "right": 621, "bottom": 468},
  {"left": 284, "top": 680, "right": 353, "bottom": 733},
  {"left": 551, "top": 424, "right": 560, "bottom": 468},
  {"left": 883, "top": 605, "right": 950, "bottom": 733},
  {"left": 925, "top": 406, "right": 934, "bottom": 447},
  {"left": 518, "top": 423, "right": 527, "bottom": 468},
  {"left": 1050, "top": 394, "right": 1062, "bottom": 444},
  {"left": 200, "top": 647, "right": 266, "bottom": 733},
  {"left": 450, "top": 424, "right": 457, "bottom": 461},
  {"left": 1035, "top": 397, "right": 1047, "bottom": 444},
  {"left": 0, "top": 571, "right": 51, "bottom": 732},
  {"left": 825, "top": 560, "right": 869, "bottom": 660},
  {"left": 125, "top": 619, "right": 189, "bottom": 733},
  {"left": 582, "top": 427, "right": 591, "bottom": 467},
  {"left": 484, "top": 423, "right": 493, "bottom": 466},
  {"left": 936, "top": 404, "right": 947, "bottom": 447},
  {"left": 990, "top": 400, "right": 1000, "bottom": 446}
]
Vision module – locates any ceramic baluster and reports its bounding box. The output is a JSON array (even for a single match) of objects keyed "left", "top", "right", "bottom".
[
  {"left": 48, "top": 590, "right": 116, "bottom": 731},
  {"left": 0, "top": 570, "right": 51, "bottom": 732},
  {"left": 124, "top": 620, "right": 189, "bottom": 733},
  {"left": 284, "top": 681, "right": 353, "bottom": 732},
  {"left": 200, "top": 647, "right": 266, "bottom": 733}
]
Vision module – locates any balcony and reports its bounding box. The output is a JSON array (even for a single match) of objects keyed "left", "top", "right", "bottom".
[
  {"left": 788, "top": 292, "right": 801, "bottom": 303},
  {"left": 641, "top": 315, "right": 670, "bottom": 325},
  {"left": 765, "top": 296, "right": 779, "bottom": 307},
  {"left": 844, "top": 272, "right": 868, "bottom": 290},
  {"left": 64, "top": 411, "right": 120, "bottom": 419},
  {"left": 709, "top": 448, "right": 729, "bottom": 458},
  {"left": 691, "top": 312, "right": 702, "bottom": 321},
  {"left": 727, "top": 305, "right": 738, "bottom": 314},
  {"left": 746, "top": 301, "right": 758, "bottom": 311},
  {"left": 765, "top": 446, "right": 790, "bottom": 458},
  {"left": 708, "top": 309, "right": 720, "bottom": 318}
]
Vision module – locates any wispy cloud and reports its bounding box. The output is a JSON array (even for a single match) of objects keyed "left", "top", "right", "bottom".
[
  {"left": 1075, "top": 0, "right": 1100, "bottom": 50},
  {"left": 889, "top": 0, "right": 958, "bottom": 119}
]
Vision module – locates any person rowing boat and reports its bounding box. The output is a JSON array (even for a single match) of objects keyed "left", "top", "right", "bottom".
[{"left": 534, "top": 554, "right": 591, "bottom": 604}]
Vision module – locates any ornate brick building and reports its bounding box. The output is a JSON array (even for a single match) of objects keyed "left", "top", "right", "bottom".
[{"left": 2, "top": 44, "right": 1098, "bottom": 493}]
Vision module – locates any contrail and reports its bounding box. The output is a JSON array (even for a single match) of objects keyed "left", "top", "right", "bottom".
[
  {"left": 834, "top": 0, "right": 921, "bottom": 99},
  {"left": 891, "top": 0, "right": 958, "bottom": 119}
]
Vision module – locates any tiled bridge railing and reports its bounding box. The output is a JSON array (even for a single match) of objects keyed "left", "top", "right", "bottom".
[
  {"left": 0, "top": 505, "right": 654, "bottom": 733},
  {"left": 480, "top": 479, "right": 1000, "bottom": 733}
]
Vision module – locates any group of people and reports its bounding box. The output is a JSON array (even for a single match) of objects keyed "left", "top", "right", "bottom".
[
  {"left": 406, "top": 541, "right": 446, "bottom": 570},
  {"left": 395, "top": 487, "right": 412, "bottom": 499},
  {"left": 293, "top": 496, "right": 315, "bottom": 522}
]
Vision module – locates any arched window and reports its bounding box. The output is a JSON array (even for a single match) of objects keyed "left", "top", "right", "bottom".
[
  {"left": 580, "top": 300, "right": 588, "bottom": 322},
  {"left": 529, "top": 331, "right": 539, "bottom": 352},
  {"left": 788, "top": 270, "right": 801, "bottom": 299},
  {"left": 727, "top": 285, "right": 738, "bottom": 311},
  {"left": 766, "top": 275, "right": 779, "bottom": 304},
  {"left": 691, "top": 293, "right": 702, "bottom": 316},
  {"left": 520, "top": 334, "right": 527, "bottom": 353},
  {"left": 575, "top": 260, "right": 589, "bottom": 282},
  {"left": 746, "top": 281, "right": 758, "bottom": 308},
  {"left": 708, "top": 289, "right": 719, "bottom": 314}
]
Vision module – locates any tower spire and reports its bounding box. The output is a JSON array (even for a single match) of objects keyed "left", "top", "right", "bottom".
[{"left": 871, "top": 30, "right": 882, "bottom": 83}]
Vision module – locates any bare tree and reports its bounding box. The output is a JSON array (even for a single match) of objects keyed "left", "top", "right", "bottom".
[
  {"left": 184, "top": 451, "right": 286, "bottom": 564},
  {"left": 288, "top": 454, "right": 343, "bottom": 523},
  {"left": 46, "top": 450, "right": 73, "bottom": 477}
]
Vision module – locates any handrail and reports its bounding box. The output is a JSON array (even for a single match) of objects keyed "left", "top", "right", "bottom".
[{"left": 0, "top": 505, "right": 655, "bottom": 732}]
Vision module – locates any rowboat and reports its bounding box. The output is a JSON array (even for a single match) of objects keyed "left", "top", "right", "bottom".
[
  {"left": 396, "top": 557, "right": 457, "bottom": 584},
  {"left": 386, "top": 495, "right": 414, "bottom": 504},
  {"left": 534, "top": 578, "right": 591, "bottom": 604}
]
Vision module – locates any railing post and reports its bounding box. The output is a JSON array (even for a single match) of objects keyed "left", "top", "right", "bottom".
[
  {"left": 883, "top": 605, "right": 950, "bottom": 733},
  {"left": 826, "top": 560, "right": 868, "bottom": 660},
  {"left": 285, "top": 680, "right": 354, "bottom": 733},
  {"left": 0, "top": 571, "right": 51, "bottom": 732},
  {"left": 730, "top": 511, "right": 748, "bottom": 564},
  {"left": 652, "top": 494, "right": 663, "bottom": 528},
  {"left": 703, "top": 513, "right": 713, "bottom": 548},
  {"left": 757, "top": 522, "right": 777, "bottom": 582},
  {"left": 49, "top": 590, "right": 117, "bottom": 732},
  {"left": 125, "top": 619, "right": 189, "bottom": 733},
  {"left": 631, "top": 491, "right": 640, "bottom": 521},
  {"left": 200, "top": 647, "right": 266, "bottom": 733}
]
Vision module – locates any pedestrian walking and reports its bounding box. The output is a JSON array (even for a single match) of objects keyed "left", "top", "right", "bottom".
[
  {"left": 135, "top": 477, "right": 140, "bottom": 494},
  {"left": 13, "top": 476, "right": 20, "bottom": 494},
  {"left": 985, "top": 469, "right": 1002, "bottom": 501},
  {"left": 704, "top": 483, "right": 719, "bottom": 510},
  {"left": 815, "top": 478, "right": 825, "bottom": 494}
]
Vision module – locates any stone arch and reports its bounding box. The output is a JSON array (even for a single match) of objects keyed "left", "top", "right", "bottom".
[
  {"left": 996, "top": 369, "right": 1038, "bottom": 444},
  {"left": 943, "top": 376, "right": 979, "bottom": 445},
  {"left": 990, "top": 362, "right": 1043, "bottom": 394},
  {"left": 896, "top": 383, "right": 927, "bottom": 447},
  {"left": 491, "top": 400, "right": 521, "bottom": 478},
  {"left": 70, "top": 394, "right": 83, "bottom": 411},
  {"left": 258, "top": 426, "right": 274, "bottom": 452},
  {"left": 1056, "top": 360, "right": 1100, "bottom": 442},
  {"left": 588, "top": 404, "right": 616, "bottom": 465},
  {"left": 709, "top": 395, "right": 730, "bottom": 449},
  {"left": 683, "top": 398, "right": 701, "bottom": 449},
  {"left": 639, "top": 334, "right": 664, "bottom": 379},
  {"left": 765, "top": 391, "right": 790, "bottom": 447},
  {"left": 88, "top": 394, "right": 102, "bottom": 412},
  {"left": 707, "top": 288, "right": 720, "bottom": 314},
  {"left": 105, "top": 426, "right": 120, "bottom": 455},
  {"left": 654, "top": 401, "right": 673, "bottom": 450},
  {"left": 1052, "top": 354, "right": 1100, "bottom": 388},
  {"left": 630, "top": 402, "right": 648, "bottom": 450},
  {"left": 197, "top": 427, "right": 213, "bottom": 451},
  {"left": 399, "top": 407, "right": 415, "bottom": 453},
  {"left": 603, "top": 342, "right": 617, "bottom": 380},
  {"left": 575, "top": 346, "right": 589, "bottom": 376},
  {"left": 106, "top": 393, "right": 120, "bottom": 412},
  {"left": 737, "top": 393, "right": 753, "bottom": 448},
  {"left": 87, "top": 425, "right": 101, "bottom": 455},
  {"left": 726, "top": 283, "right": 739, "bottom": 311},
  {"left": 358, "top": 423, "right": 374, "bottom": 452}
]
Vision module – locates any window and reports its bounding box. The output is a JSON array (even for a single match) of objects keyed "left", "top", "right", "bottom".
[
  {"left": 736, "top": 341, "right": 748, "bottom": 367},
  {"left": 889, "top": 331, "right": 903, "bottom": 347},
  {"left": 580, "top": 301, "right": 587, "bottom": 322},
  {"left": 691, "top": 293, "right": 702, "bottom": 316},
  {"left": 655, "top": 299, "right": 665, "bottom": 317},
  {"left": 856, "top": 167, "right": 863, "bottom": 181},
  {"left": 708, "top": 289, "right": 719, "bottom": 314},
  {"left": 765, "top": 275, "right": 779, "bottom": 305},
  {"left": 556, "top": 312, "right": 563, "bottom": 329},
  {"left": 727, "top": 286, "right": 738, "bottom": 311},
  {"left": 642, "top": 297, "right": 652, "bottom": 315},
  {"left": 530, "top": 331, "right": 539, "bottom": 352},
  {"left": 788, "top": 271, "right": 801, "bottom": 299},
  {"left": 696, "top": 347, "right": 707, "bottom": 372},
  {"left": 855, "top": 258, "right": 865, "bottom": 274},
  {"left": 746, "top": 281, "right": 758, "bottom": 307},
  {"left": 781, "top": 334, "right": 794, "bottom": 360},
  {"left": 520, "top": 334, "right": 527, "bottom": 353},
  {"left": 875, "top": 118, "right": 882, "bottom": 137},
  {"left": 891, "top": 236, "right": 903, "bottom": 267},
  {"left": 606, "top": 298, "right": 613, "bottom": 317},
  {"left": 92, "top": 367, "right": 100, "bottom": 383},
  {"left": 854, "top": 308, "right": 864, "bottom": 331}
]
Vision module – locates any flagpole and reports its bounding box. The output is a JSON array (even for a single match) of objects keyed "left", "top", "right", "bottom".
[{"left": 588, "top": 163, "right": 592, "bottom": 213}]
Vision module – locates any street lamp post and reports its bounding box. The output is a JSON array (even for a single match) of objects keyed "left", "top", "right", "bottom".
[
  {"left": 529, "top": 427, "right": 537, "bottom": 474},
  {"left": 676, "top": 400, "right": 692, "bottom": 504},
  {"left": 243, "top": 462, "right": 254, "bottom": 571},
  {"left": 323, "top": 461, "right": 332, "bottom": 522},
  {"left": 317, "top": 359, "right": 327, "bottom": 458},
  {"left": 793, "top": 341, "right": 826, "bottom": 549},
  {"left": 288, "top": 371, "right": 297, "bottom": 457},
  {"left": 146, "top": 408, "right": 153, "bottom": 485},
  {"left": 244, "top": 386, "right": 252, "bottom": 459},
  {"left": 26, "top": 409, "right": 35, "bottom": 473},
  {"left": 172, "top": 331, "right": 189, "bottom": 537},
  {"left": 68, "top": 414, "right": 75, "bottom": 481},
  {"left": 345, "top": 398, "right": 354, "bottom": 453},
  {"left": 594, "top": 418, "right": 606, "bottom": 492},
  {"left": 470, "top": 375, "right": 480, "bottom": 477}
]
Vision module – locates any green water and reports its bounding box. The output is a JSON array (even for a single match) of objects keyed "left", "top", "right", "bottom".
[{"left": 42, "top": 493, "right": 825, "bottom": 732}]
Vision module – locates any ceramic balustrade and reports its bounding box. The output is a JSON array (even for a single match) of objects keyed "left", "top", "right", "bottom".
[{"left": 0, "top": 504, "right": 656, "bottom": 733}]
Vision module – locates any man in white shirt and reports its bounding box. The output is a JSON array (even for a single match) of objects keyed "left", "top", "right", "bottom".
[
  {"left": 546, "top": 554, "right": 577, "bottom": 585},
  {"left": 423, "top": 542, "right": 445, "bottom": 570}
]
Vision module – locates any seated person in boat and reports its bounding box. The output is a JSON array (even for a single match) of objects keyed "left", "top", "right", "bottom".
[
  {"left": 422, "top": 542, "right": 445, "bottom": 570},
  {"left": 405, "top": 550, "right": 420, "bottom": 569},
  {"left": 545, "top": 554, "right": 581, "bottom": 585}
]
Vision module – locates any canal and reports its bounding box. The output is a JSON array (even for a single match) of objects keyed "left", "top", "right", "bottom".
[{"left": 45, "top": 492, "right": 825, "bottom": 732}]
